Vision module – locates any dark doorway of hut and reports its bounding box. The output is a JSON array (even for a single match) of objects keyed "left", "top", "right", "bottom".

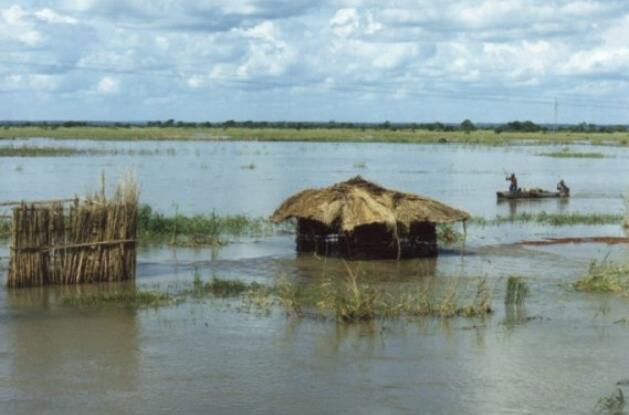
[{"left": 271, "top": 176, "right": 469, "bottom": 261}]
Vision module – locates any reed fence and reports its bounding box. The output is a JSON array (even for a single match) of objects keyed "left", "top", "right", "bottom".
[{"left": 6, "top": 192, "right": 137, "bottom": 288}]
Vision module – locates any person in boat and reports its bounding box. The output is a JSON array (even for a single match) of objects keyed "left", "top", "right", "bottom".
[
  {"left": 506, "top": 173, "right": 518, "bottom": 193},
  {"left": 557, "top": 179, "right": 570, "bottom": 196}
]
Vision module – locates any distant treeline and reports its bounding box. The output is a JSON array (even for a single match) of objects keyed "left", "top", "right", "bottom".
[{"left": 1, "top": 119, "right": 627, "bottom": 133}]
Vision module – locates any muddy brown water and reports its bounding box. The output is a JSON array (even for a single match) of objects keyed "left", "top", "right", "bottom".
[{"left": 2, "top": 139, "right": 629, "bottom": 414}]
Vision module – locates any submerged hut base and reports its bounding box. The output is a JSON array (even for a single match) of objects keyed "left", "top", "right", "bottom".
[{"left": 296, "top": 219, "right": 438, "bottom": 260}]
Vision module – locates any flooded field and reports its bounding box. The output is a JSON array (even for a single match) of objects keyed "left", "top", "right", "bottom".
[{"left": 2, "top": 139, "right": 629, "bottom": 414}]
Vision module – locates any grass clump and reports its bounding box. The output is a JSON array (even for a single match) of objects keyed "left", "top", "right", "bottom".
[
  {"left": 0, "top": 218, "right": 10, "bottom": 238},
  {"left": 0, "top": 145, "right": 165, "bottom": 157},
  {"left": 62, "top": 289, "right": 174, "bottom": 308},
  {"left": 274, "top": 264, "right": 491, "bottom": 322},
  {"left": 623, "top": 194, "right": 629, "bottom": 229},
  {"left": 573, "top": 261, "right": 629, "bottom": 294},
  {"left": 471, "top": 211, "right": 623, "bottom": 227},
  {"left": 316, "top": 263, "right": 378, "bottom": 322},
  {"left": 505, "top": 276, "right": 529, "bottom": 305},
  {"left": 539, "top": 148, "right": 606, "bottom": 159},
  {"left": 192, "top": 275, "right": 257, "bottom": 297},
  {"left": 436, "top": 223, "right": 465, "bottom": 244},
  {"left": 57, "top": 271, "right": 492, "bottom": 322},
  {"left": 137, "top": 204, "right": 272, "bottom": 246}
]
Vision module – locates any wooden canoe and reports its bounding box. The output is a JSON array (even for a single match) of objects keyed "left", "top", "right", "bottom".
[{"left": 496, "top": 189, "right": 568, "bottom": 199}]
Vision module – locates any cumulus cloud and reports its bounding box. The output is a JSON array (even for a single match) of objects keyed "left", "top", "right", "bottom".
[
  {"left": 2, "top": 0, "right": 629, "bottom": 122},
  {"left": 96, "top": 76, "right": 119, "bottom": 94}
]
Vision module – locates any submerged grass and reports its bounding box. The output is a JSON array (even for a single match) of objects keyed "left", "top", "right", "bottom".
[
  {"left": 505, "top": 276, "right": 529, "bottom": 306},
  {"left": 62, "top": 289, "right": 174, "bottom": 308},
  {"left": 622, "top": 193, "right": 629, "bottom": 229},
  {"left": 0, "top": 145, "right": 168, "bottom": 157},
  {"left": 573, "top": 261, "right": 629, "bottom": 295},
  {"left": 0, "top": 218, "right": 9, "bottom": 238},
  {"left": 137, "top": 204, "right": 273, "bottom": 246},
  {"left": 1, "top": 126, "right": 629, "bottom": 146},
  {"left": 274, "top": 264, "right": 492, "bottom": 322},
  {"left": 538, "top": 148, "right": 606, "bottom": 158},
  {"left": 471, "top": 211, "right": 623, "bottom": 226},
  {"left": 59, "top": 270, "right": 492, "bottom": 322},
  {"left": 436, "top": 223, "right": 465, "bottom": 244}
]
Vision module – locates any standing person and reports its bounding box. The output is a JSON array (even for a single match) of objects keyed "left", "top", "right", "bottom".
[{"left": 506, "top": 173, "right": 518, "bottom": 193}]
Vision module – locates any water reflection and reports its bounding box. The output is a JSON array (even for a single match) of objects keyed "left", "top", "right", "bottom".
[
  {"left": 497, "top": 197, "right": 571, "bottom": 218},
  {"left": 1, "top": 286, "right": 139, "bottom": 413}
]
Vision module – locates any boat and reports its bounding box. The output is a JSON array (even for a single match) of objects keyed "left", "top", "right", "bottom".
[{"left": 496, "top": 188, "right": 568, "bottom": 199}]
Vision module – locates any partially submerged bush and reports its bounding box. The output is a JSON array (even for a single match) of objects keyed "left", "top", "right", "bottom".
[
  {"left": 573, "top": 261, "right": 629, "bottom": 294},
  {"left": 436, "top": 223, "right": 465, "bottom": 244}
]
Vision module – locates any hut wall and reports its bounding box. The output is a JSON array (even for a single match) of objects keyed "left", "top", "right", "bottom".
[
  {"left": 7, "top": 199, "right": 137, "bottom": 288},
  {"left": 295, "top": 219, "right": 438, "bottom": 260},
  {"left": 296, "top": 218, "right": 338, "bottom": 255}
]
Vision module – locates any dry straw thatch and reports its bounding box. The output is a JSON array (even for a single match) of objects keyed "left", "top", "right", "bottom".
[{"left": 270, "top": 176, "right": 470, "bottom": 232}]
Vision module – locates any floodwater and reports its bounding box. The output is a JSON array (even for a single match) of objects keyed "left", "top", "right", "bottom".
[{"left": 2, "top": 138, "right": 629, "bottom": 414}]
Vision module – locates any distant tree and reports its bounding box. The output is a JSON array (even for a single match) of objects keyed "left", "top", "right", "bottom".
[{"left": 460, "top": 119, "right": 476, "bottom": 133}]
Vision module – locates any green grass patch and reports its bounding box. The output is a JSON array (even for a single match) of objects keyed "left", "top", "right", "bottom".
[
  {"left": 191, "top": 273, "right": 261, "bottom": 298},
  {"left": 137, "top": 204, "right": 274, "bottom": 246},
  {"left": 436, "top": 223, "right": 465, "bottom": 244},
  {"left": 1, "top": 126, "right": 629, "bottom": 146},
  {"left": 505, "top": 276, "right": 529, "bottom": 305},
  {"left": 0, "top": 218, "right": 9, "bottom": 238},
  {"left": 62, "top": 289, "right": 174, "bottom": 308},
  {"left": 0, "top": 145, "right": 167, "bottom": 157},
  {"left": 274, "top": 265, "right": 492, "bottom": 322},
  {"left": 471, "top": 212, "right": 623, "bottom": 226},
  {"left": 573, "top": 261, "right": 629, "bottom": 294},
  {"left": 59, "top": 270, "right": 492, "bottom": 322},
  {"left": 538, "top": 148, "right": 606, "bottom": 158}
]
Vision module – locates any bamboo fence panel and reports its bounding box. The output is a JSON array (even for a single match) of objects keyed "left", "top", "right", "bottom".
[{"left": 6, "top": 198, "right": 137, "bottom": 288}]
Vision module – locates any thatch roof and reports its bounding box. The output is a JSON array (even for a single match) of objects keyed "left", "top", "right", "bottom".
[{"left": 270, "top": 176, "right": 470, "bottom": 232}]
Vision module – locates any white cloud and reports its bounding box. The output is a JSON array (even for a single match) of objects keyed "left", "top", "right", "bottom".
[
  {"left": 3, "top": 0, "right": 629, "bottom": 122},
  {"left": 35, "top": 8, "right": 78, "bottom": 24},
  {"left": 96, "top": 76, "right": 119, "bottom": 94}
]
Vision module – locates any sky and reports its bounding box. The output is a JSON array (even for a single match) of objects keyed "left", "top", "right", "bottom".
[{"left": 1, "top": 0, "right": 629, "bottom": 124}]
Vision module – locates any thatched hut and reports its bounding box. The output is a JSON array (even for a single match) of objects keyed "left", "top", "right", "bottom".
[{"left": 270, "top": 176, "right": 469, "bottom": 260}]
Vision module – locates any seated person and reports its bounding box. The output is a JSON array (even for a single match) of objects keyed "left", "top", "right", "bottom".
[{"left": 557, "top": 179, "right": 570, "bottom": 196}]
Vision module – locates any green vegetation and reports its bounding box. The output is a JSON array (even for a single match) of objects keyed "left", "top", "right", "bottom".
[
  {"left": 62, "top": 289, "right": 174, "bottom": 308},
  {"left": 436, "top": 223, "right": 465, "bottom": 244},
  {"left": 505, "top": 276, "right": 529, "bottom": 305},
  {"left": 1, "top": 123, "right": 629, "bottom": 146},
  {"left": 137, "top": 204, "right": 273, "bottom": 246},
  {"left": 0, "top": 218, "right": 9, "bottom": 237},
  {"left": 573, "top": 261, "right": 629, "bottom": 295},
  {"left": 0, "top": 145, "right": 168, "bottom": 157},
  {"left": 622, "top": 193, "right": 629, "bottom": 229},
  {"left": 538, "top": 148, "right": 606, "bottom": 158},
  {"left": 191, "top": 273, "right": 260, "bottom": 297},
  {"left": 471, "top": 212, "right": 623, "bottom": 226},
  {"left": 60, "top": 270, "right": 492, "bottom": 322},
  {"left": 274, "top": 267, "right": 491, "bottom": 322},
  {"left": 593, "top": 388, "right": 625, "bottom": 415}
]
